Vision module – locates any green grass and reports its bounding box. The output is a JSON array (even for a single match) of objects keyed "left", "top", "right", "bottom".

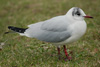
[{"left": 0, "top": 0, "right": 100, "bottom": 67}]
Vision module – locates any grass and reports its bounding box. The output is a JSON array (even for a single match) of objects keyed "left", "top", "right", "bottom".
[{"left": 0, "top": 0, "right": 100, "bottom": 67}]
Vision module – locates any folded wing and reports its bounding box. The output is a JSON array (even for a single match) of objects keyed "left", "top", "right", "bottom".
[{"left": 25, "top": 16, "right": 72, "bottom": 43}]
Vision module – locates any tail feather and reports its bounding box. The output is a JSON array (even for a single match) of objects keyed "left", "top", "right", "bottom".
[{"left": 8, "top": 26, "right": 27, "bottom": 33}]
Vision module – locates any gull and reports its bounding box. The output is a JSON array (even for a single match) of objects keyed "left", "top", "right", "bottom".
[{"left": 7, "top": 7, "right": 93, "bottom": 60}]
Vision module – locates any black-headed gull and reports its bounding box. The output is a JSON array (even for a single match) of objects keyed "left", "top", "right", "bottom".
[{"left": 7, "top": 7, "right": 93, "bottom": 60}]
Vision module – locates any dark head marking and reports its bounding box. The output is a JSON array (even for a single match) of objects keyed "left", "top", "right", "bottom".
[
  {"left": 72, "top": 7, "right": 81, "bottom": 16},
  {"left": 75, "top": 8, "right": 80, "bottom": 16},
  {"left": 72, "top": 9, "right": 75, "bottom": 16}
]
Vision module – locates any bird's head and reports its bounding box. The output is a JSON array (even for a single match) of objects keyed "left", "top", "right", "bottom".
[{"left": 66, "top": 7, "right": 93, "bottom": 20}]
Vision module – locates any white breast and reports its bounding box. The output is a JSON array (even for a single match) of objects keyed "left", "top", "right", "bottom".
[{"left": 54, "top": 20, "right": 87, "bottom": 46}]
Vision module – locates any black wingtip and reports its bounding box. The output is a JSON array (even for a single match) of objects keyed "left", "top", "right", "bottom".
[
  {"left": 7, "top": 26, "right": 27, "bottom": 33},
  {"left": 8, "top": 26, "right": 13, "bottom": 29}
]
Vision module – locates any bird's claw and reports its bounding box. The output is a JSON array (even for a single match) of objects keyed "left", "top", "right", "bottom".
[
  {"left": 63, "top": 56, "right": 72, "bottom": 61},
  {"left": 67, "top": 56, "right": 72, "bottom": 60}
]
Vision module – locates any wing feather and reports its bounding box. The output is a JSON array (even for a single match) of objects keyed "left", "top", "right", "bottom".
[{"left": 25, "top": 15, "right": 72, "bottom": 42}]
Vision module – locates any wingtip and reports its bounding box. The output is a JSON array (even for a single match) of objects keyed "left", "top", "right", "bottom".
[{"left": 8, "top": 26, "right": 12, "bottom": 29}]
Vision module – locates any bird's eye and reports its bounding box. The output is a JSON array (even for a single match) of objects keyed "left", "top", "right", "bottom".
[
  {"left": 75, "top": 10, "right": 81, "bottom": 16},
  {"left": 77, "top": 13, "right": 80, "bottom": 16}
]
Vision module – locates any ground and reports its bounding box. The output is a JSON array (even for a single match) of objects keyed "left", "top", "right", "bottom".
[{"left": 0, "top": 0, "right": 100, "bottom": 67}]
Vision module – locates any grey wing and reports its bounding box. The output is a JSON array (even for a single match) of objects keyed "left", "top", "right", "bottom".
[
  {"left": 34, "top": 30, "right": 71, "bottom": 43},
  {"left": 25, "top": 16, "right": 72, "bottom": 43},
  {"left": 41, "top": 16, "right": 70, "bottom": 32}
]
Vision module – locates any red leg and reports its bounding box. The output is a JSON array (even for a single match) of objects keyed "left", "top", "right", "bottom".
[
  {"left": 63, "top": 45, "right": 72, "bottom": 60},
  {"left": 57, "top": 47, "right": 61, "bottom": 60}
]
